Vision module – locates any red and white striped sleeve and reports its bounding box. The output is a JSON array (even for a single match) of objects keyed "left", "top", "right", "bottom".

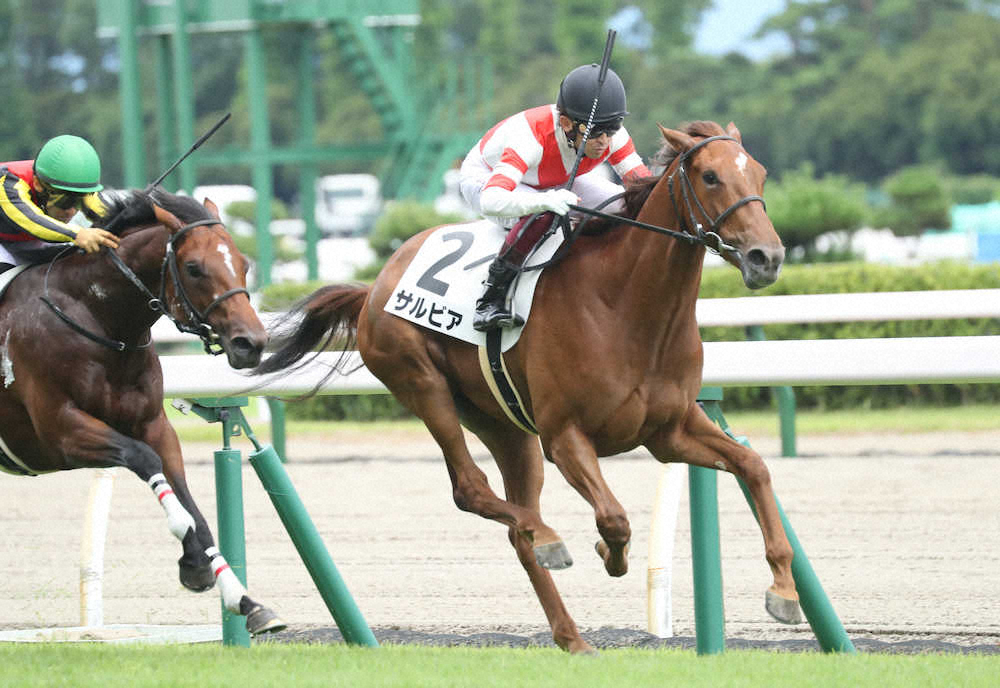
[{"left": 479, "top": 113, "right": 544, "bottom": 192}]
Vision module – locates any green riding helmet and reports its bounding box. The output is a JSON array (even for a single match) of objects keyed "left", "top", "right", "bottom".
[{"left": 33, "top": 135, "right": 103, "bottom": 193}]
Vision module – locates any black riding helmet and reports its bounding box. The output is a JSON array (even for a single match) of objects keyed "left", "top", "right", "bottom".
[{"left": 556, "top": 64, "right": 629, "bottom": 125}]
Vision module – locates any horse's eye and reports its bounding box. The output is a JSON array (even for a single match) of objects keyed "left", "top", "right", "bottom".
[
  {"left": 185, "top": 261, "right": 205, "bottom": 278},
  {"left": 702, "top": 171, "right": 720, "bottom": 185}
]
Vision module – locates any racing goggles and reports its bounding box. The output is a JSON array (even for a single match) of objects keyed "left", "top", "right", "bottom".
[
  {"left": 579, "top": 118, "right": 623, "bottom": 139},
  {"left": 38, "top": 181, "right": 86, "bottom": 211}
]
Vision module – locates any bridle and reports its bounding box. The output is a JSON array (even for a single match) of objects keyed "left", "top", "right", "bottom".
[
  {"left": 665, "top": 134, "right": 766, "bottom": 259},
  {"left": 527, "top": 135, "right": 767, "bottom": 271},
  {"left": 41, "top": 218, "right": 248, "bottom": 355}
]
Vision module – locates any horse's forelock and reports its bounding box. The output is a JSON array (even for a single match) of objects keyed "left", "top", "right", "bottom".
[
  {"left": 651, "top": 120, "right": 728, "bottom": 171},
  {"left": 148, "top": 187, "right": 215, "bottom": 225}
]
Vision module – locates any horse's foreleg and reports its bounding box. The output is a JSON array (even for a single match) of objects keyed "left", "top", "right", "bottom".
[
  {"left": 465, "top": 410, "right": 592, "bottom": 653},
  {"left": 374, "top": 357, "right": 566, "bottom": 561},
  {"left": 43, "top": 407, "right": 214, "bottom": 589},
  {"left": 544, "top": 425, "right": 631, "bottom": 577},
  {"left": 144, "top": 413, "right": 286, "bottom": 636},
  {"left": 142, "top": 413, "right": 217, "bottom": 592},
  {"left": 646, "top": 404, "right": 801, "bottom": 624}
]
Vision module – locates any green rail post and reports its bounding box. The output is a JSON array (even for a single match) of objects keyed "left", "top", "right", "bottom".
[
  {"left": 689, "top": 387, "right": 727, "bottom": 654},
  {"left": 745, "top": 326, "right": 797, "bottom": 457},
  {"left": 248, "top": 443, "right": 378, "bottom": 647},
  {"left": 701, "top": 395, "right": 856, "bottom": 653},
  {"left": 227, "top": 406, "right": 378, "bottom": 647},
  {"left": 688, "top": 465, "right": 726, "bottom": 654},
  {"left": 189, "top": 396, "right": 377, "bottom": 647},
  {"left": 192, "top": 397, "right": 253, "bottom": 647},
  {"left": 265, "top": 398, "right": 287, "bottom": 462}
]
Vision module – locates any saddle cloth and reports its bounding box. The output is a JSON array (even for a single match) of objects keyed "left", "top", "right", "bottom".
[{"left": 383, "top": 219, "right": 563, "bottom": 352}]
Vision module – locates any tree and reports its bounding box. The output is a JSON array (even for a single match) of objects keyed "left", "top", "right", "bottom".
[
  {"left": 764, "top": 163, "right": 869, "bottom": 256},
  {"left": 875, "top": 165, "right": 951, "bottom": 236}
]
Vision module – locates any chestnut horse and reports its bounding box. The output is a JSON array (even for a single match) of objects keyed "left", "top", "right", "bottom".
[
  {"left": 0, "top": 189, "right": 283, "bottom": 635},
  {"left": 257, "top": 121, "right": 793, "bottom": 652}
]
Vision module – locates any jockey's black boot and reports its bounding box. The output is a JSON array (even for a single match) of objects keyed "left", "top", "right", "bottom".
[{"left": 473, "top": 258, "right": 525, "bottom": 332}]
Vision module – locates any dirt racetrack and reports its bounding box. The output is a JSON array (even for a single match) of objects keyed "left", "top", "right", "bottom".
[{"left": 2, "top": 425, "right": 998, "bottom": 652}]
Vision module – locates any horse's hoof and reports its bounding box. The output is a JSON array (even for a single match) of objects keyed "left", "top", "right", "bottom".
[
  {"left": 566, "top": 640, "right": 598, "bottom": 656},
  {"left": 765, "top": 589, "right": 803, "bottom": 625},
  {"left": 179, "top": 562, "right": 215, "bottom": 592},
  {"left": 246, "top": 604, "right": 287, "bottom": 636},
  {"left": 594, "top": 540, "right": 629, "bottom": 577},
  {"left": 534, "top": 541, "right": 573, "bottom": 570}
]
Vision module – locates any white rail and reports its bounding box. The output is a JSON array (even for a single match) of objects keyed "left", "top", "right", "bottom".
[
  {"left": 152, "top": 289, "right": 1000, "bottom": 346},
  {"left": 160, "top": 335, "right": 1000, "bottom": 397},
  {"left": 695, "top": 288, "right": 1000, "bottom": 326}
]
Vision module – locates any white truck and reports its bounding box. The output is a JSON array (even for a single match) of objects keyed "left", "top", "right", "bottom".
[{"left": 314, "top": 174, "right": 382, "bottom": 237}]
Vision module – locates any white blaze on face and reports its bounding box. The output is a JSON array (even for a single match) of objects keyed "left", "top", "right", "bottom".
[
  {"left": 735, "top": 152, "right": 749, "bottom": 177},
  {"left": 89, "top": 283, "right": 108, "bottom": 301},
  {"left": 216, "top": 242, "right": 237, "bottom": 279}
]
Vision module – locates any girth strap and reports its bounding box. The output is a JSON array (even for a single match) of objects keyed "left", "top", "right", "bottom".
[{"left": 477, "top": 329, "right": 538, "bottom": 435}]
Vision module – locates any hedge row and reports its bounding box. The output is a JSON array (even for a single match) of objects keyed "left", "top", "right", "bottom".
[
  {"left": 698, "top": 261, "right": 1000, "bottom": 410},
  {"left": 262, "top": 260, "right": 1000, "bottom": 418}
]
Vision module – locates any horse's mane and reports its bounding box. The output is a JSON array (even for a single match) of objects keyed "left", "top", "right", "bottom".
[
  {"left": 85, "top": 187, "right": 214, "bottom": 236},
  {"left": 584, "top": 121, "right": 726, "bottom": 234}
]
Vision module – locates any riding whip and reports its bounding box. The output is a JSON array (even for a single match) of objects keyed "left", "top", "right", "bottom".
[
  {"left": 564, "top": 29, "right": 617, "bottom": 189},
  {"left": 149, "top": 112, "right": 232, "bottom": 190},
  {"left": 102, "top": 113, "right": 232, "bottom": 235}
]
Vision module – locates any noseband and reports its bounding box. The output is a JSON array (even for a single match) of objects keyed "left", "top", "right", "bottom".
[
  {"left": 42, "top": 218, "right": 248, "bottom": 354},
  {"left": 666, "top": 135, "right": 766, "bottom": 258}
]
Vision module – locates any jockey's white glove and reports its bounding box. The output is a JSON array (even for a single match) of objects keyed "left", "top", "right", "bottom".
[{"left": 480, "top": 187, "right": 579, "bottom": 218}]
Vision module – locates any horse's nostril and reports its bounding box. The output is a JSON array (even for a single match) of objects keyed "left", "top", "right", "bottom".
[
  {"left": 231, "top": 336, "right": 257, "bottom": 354},
  {"left": 747, "top": 248, "right": 767, "bottom": 268}
]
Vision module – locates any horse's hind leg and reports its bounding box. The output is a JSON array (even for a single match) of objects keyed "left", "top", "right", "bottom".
[
  {"left": 645, "top": 403, "right": 801, "bottom": 624},
  {"left": 467, "top": 416, "right": 595, "bottom": 655},
  {"left": 544, "top": 424, "right": 632, "bottom": 577}
]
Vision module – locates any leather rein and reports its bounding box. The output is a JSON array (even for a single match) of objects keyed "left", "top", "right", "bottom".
[
  {"left": 524, "top": 135, "right": 766, "bottom": 271},
  {"left": 41, "top": 218, "right": 248, "bottom": 355}
]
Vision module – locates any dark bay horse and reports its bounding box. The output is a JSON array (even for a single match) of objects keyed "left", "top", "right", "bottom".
[
  {"left": 256, "top": 121, "right": 792, "bottom": 652},
  {"left": 0, "top": 188, "right": 283, "bottom": 635}
]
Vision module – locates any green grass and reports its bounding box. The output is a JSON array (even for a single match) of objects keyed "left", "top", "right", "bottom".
[
  {"left": 723, "top": 403, "right": 1000, "bottom": 436},
  {"left": 1, "top": 643, "right": 998, "bottom": 688},
  {"left": 164, "top": 401, "right": 1000, "bottom": 444}
]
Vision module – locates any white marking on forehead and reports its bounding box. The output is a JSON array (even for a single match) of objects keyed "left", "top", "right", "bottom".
[
  {"left": 216, "top": 242, "right": 237, "bottom": 278},
  {"left": 735, "top": 152, "right": 749, "bottom": 176}
]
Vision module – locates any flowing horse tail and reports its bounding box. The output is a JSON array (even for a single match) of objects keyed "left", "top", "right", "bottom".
[{"left": 254, "top": 284, "right": 370, "bottom": 379}]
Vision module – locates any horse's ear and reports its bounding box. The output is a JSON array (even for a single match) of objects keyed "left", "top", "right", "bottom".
[
  {"left": 152, "top": 204, "right": 184, "bottom": 234},
  {"left": 725, "top": 121, "right": 742, "bottom": 143},
  {"left": 658, "top": 123, "right": 696, "bottom": 154},
  {"left": 202, "top": 197, "right": 222, "bottom": 221}
]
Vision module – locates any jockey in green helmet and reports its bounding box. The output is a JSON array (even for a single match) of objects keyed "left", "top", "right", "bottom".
[{"left": 0, "top": 134, "right": 119, "bottom": 272}]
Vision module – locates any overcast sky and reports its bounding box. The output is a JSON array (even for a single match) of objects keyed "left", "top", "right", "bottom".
[{"left": 693, "top": 0, "right": 790, "bottom": 60}]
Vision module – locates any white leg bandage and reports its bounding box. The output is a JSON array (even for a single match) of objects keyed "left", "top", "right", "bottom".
[
  {"left": 148, "top": 473, "right": 196, "bottom": 541},
  {"left": 206, "top": 546, "right": 247, "bottom": 613}
]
